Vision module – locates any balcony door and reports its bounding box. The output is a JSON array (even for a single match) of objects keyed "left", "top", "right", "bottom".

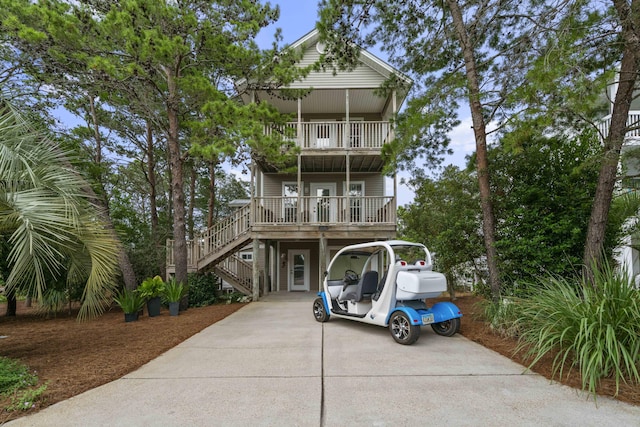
[
  {"left": 311, "top": 119, "right": 337, "bottom": 148},
  {"left": 310, "top": 183, "right": 337, "bottom": 223}
]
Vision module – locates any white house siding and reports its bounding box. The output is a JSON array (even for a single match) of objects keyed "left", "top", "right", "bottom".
[{"left": 289, "top": 45, "right": 387, "bottom": 90}]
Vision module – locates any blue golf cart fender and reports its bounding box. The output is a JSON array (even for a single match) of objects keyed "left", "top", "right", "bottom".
[
  {"left": 317, "top": 291, "right": 330, "bottom": 318},
  {"left": 430, "top": 301, "right": 463, "bottom": 323},
  {"left": 386, "top": 302, "right": 462, "bottom": 326}
]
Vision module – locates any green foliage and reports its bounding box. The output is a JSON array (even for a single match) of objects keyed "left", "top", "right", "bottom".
[
  {"left": 6, "top": 383, "right": 48, "bottom": 412},
  {"left": 137, "top": 276, "right": 165, "bottom": 300},
  {"left": 187, "top": 273, "right": 218, "bottom": 308},
  {"left": 113, "top": 289, "right": 145, "bottom": 314},
  {"left": 36, "top": 287, "right": 68, "bottom": 317},
  {"left": 0, "top": 356, "right": 46, "bottom": 412},
  {"left": 0, "top": 357, "right": 37, "bottom": 395},
  {"left": 479, "top": 298, "right": 522, "bottom": 338},
  {"left": 512, "top": 265, "right": 640, "bottom": 397},
  {"left": 490, "top": 129, "right": 601, "bottom": 284},
  {"left": 0, "top": 99, "right": 119, "bottom": 320},
  {"left": 399, "top": 165, "right": 484, "bottom": 285},
  {"left": 163, "top": 279, "right": 186, "bottom": 303}
]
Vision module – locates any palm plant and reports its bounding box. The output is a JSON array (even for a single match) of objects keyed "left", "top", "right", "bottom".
[{"left": 0, "top": 99, "right": 119, "bottom": 320}]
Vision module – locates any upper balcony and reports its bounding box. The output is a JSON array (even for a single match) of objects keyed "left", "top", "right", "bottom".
[{"left": 263, "top": 120, "right": 391, "bottom": 173}]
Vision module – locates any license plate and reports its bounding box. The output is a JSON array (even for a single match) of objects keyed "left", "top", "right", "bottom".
[{"left": 421, "top": 313, "right": 434, "bottom": 324}]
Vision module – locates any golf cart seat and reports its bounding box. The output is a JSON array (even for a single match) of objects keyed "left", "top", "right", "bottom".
[
  {"left": 344, "top": 271, "right": 379, "bottom": 302},
  {"left": 372, "top": 271, "right": 387, "bottom": 301}
]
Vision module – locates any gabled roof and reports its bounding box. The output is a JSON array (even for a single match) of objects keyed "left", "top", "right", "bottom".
[{"left": 288, "top": 28, "right": 413, "bottom": 86}]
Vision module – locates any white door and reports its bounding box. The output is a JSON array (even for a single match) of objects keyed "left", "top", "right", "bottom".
[
  {"left": 288, "top": 249, "right": 310, "bottom": 291},
  {"left": 310, "top": 183, "right": 337, "bottom": 223}
]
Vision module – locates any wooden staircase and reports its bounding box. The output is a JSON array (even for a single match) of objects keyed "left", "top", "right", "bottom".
[{"left": 167, "top": 204, "right": 254, "bottom": 295}]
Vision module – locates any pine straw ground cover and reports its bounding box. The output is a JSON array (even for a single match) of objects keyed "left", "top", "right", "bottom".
[{"left": 0, "top": 295, "right": 638, "bottom": 423}]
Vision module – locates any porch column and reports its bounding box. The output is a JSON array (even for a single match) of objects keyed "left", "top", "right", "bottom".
[
  {"left": 345, "top": 89, "right": 350, "bottom": 222},
  {"left": 264, "top": 239, "right": 271, "bottom": 294},
  {"left": 250, "top": 162, "right": 256, "bottom": 224},
  {"left": 319, "top": 235, "right": 327, "bottom": 292},
  {"left": 252, "top": 238, "right": 260, "bottom": 301},
  {"left": 297, "top": 98, "right": 302, "bottom": 223},
  {"left": 392, "top": 89, "right": 398, "bottom": 219},
  {"left": 345, "top": 88, "right": 350, "bottom": 148}
]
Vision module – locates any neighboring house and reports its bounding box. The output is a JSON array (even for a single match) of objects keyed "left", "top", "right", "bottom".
[
  {"left": 599, "top": 77, "right": 640, "bottom": 286},
  {"left": 166, "top": 29, "right": 412, "bottom": 298}
]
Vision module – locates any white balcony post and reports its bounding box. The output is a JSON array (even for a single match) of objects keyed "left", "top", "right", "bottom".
[
  {"left": 297, "top": 97, "right": 302, "bottom": 148},
  {"left": 345, "top": 88, "right": 350, "bottom": 148},
  {"left": 346, "top": 89, "right": 351, "bottom": 219},
  {"left": 392, "top": 89, "right": 398, "bottom": 219}
]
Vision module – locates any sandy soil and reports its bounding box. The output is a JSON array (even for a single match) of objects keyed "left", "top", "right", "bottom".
[{"left": 0, "top": 295, "right": 637, "bottom": 423}]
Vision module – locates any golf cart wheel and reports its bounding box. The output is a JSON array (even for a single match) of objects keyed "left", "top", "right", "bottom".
[
  {"left": 430, "top": 317, "right": 461, "bottom": 337},
  {"left": 313, "top": 298, "right": 329, "bottom": 323},
  {"left": 388, "top": 312, "right": 420, "bottom": 345}
]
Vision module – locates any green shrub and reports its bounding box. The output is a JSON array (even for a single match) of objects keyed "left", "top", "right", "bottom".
[
  {"left": 113, "top": 289, "right": 145, "bottom": 314},
  {"left": 0, "top": 356, "right": 47, "bottom": 412},
  {"left": 513, "top": 265, "right": 640, "bottom": 397},
  {"left": 163, "top": 279, "right": 186, "bottom": 303},
  {"left": 0, "top": 357, "right": 37, "bottom": 395},
  {"left": 480, "top": 297, "right": 520, "bottom": 338},
  {"left": 137, "top": 276, "right": 165, "bottom": 300},
  {"left": 187, "top": 273, "right": 218, "bottom": 307}
]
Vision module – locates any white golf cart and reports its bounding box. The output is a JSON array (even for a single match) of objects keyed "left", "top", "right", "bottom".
[{"left": 313, "top": 240, "right": 462, "bottom": 345}]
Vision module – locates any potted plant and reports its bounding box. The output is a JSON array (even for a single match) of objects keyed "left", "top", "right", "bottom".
[
  {"left": 114, "top": 289, "right": 145, "bottom": 322},
  {"left": 163, "top": 279, "right": 185, "bottom": 316},
  {"left": 137, "top": 276, "right": 166, "bottom": 317}
]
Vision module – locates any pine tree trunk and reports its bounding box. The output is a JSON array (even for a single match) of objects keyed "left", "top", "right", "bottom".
[
  {"left": 447, "top": 0, "right": 501, "bottom": 300},
  {"left": 166, "top": 68, "right": 189, "bottom": 289},
  {"left": 146, "top": 122, "right": 165, "bottom": 277},
  {"left": 583, "top": 0, "right": 639, "bottom": 280}
]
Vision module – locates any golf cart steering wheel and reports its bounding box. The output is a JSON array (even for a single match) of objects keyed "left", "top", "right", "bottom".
[{"left": 343, "top": 269, "right": 359, "bottom": 289}]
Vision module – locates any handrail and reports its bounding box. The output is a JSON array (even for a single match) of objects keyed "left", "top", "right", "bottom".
[
  {"left": 199, "top": 204, "right": 251, "bottom": 261},
  {"left": 254, "top": 196, "right": 395, "bottom": 224},
  {"left": 264, "top": 121, "right": 391, "bottom": 149}
]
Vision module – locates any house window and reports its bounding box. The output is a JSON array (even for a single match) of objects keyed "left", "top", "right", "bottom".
[{"left": 240, "top": 253, "right": 253, "bottom": 261}]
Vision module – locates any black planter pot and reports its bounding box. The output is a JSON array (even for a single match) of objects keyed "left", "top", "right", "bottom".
[
  {"left": 147, "top": 297, "right": 162, "bottom": 317},
  {"left": 168, "top": 301, "right": 179, "bottom": 316},
  {"left": 124, "top": 312, "right": 139, "bottom": 322}
]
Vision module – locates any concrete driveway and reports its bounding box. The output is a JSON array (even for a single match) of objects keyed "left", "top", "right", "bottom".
[{"left": 7, "top": 293, "right": 640, "bottom": 426}]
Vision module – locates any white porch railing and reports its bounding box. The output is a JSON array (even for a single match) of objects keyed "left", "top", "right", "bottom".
[
  {"left": 264, "top": 121, "right": 391, "bottom": 149},
  {"left": 254, "top": 196, "right": 395, "bottom": 224},
  {"left": 597, "top": 113, "right": 640, "bottom": 140},
  {"left": 167, "top": 196, "right": 395, "bottom": 270}
]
